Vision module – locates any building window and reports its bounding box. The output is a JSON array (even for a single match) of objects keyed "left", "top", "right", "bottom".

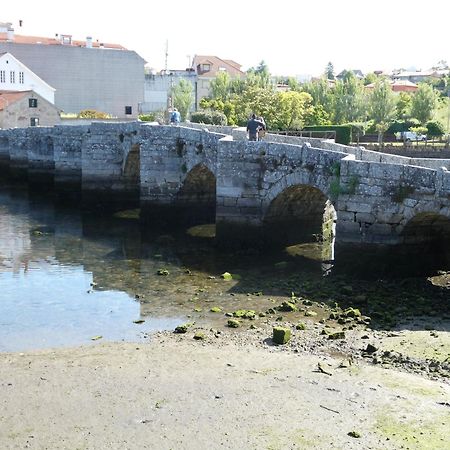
[
  {"left": 0, "top": 70, "right": 5, "bottom": 83},
  {"left": 201, "top": 64, "right": 211, "bottom": 72},
  {"left": 29, "top": 98, "right": 38, "bottom": 108},
  {"left": 30, "top": 117, "right": 39, "bottom": 127},
  {"left": 10, "top": 71, "right": 15, "bottom": 83},
  {"left": 19, "top": 72, "right": 24, "bottom": 84},
  {"left": 125, "top": 106, "right": 132, "bottom": 115}
]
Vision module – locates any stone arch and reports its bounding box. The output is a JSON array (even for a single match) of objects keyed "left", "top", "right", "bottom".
[
  {"left": 176, "top": 163, "right": 216, "bottom": 223},
  {"left": 263, "top": 183, "right": 336, "bottom": 247},
  {"left": 262, "top": 170, "right": 334, "bottom": 216},
  {"left": 401, "top": 212, "right": 450, "bottom": 266},
  {"left": 123, "top": 143, "right": 140, "bottom": 183}
]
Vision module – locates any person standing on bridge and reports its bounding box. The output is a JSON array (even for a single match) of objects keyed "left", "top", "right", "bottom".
[
  {"left": 170, "top": 108, "right": 181, "bottom": 125},
  {"left": 246, "top": 114, "right": 266, "bottom": 141}
]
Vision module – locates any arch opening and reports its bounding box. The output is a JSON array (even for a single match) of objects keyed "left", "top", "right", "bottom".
[
  {"left": 401, "top": 213, "right": 450, "bottom": 267},
  {"left": 176, "top": 164, "right": 216, "bottom": 224},
  {"left": 263, "top": 184, "right": 336, "bottom": 259}
]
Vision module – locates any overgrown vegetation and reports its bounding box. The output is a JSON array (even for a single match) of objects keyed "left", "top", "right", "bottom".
[
  {"left": 194, "top": 60, "right": 449, "bottom": 143},
  {"left": 77, "top": 109, "right": 111, "bottom": 119}
]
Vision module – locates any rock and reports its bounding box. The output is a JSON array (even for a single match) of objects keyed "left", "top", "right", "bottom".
[
  {"left": 343, "top": 307, "right": 361, "bottom": 318},
  {"left": 296, "top": 322, "right": 307, "bottom": 330},
  {"left": 157, "top": 269, "right": 170, "bottom": 276},
  {"left": 363, "top": 343, "right": 378, "bottom": 354},
  {"left": 210, "top": 307, "right": 222, "bottom": 313},
  {"left": 304, "top": 310, "right": 317, "bottom": 317},
  {"left": 227, "top": 319, "right": 240, "bottom": 328},
  {"left": 193, "top": 332, "right": 205, "bottom": 340},
  {"left": 278, "top": 301, "right": 297, "bottom": 312},
  {"left": 348, "top": 431, "right": 361, "bottom": 438},
  {"left": 221, "top": 272, "right": 233, "bottom": 280},
  {"left": 328, "top": 331, "right": 346, "bottom": 340},
  {"left": 272, "top": 327, "right": 291, "bottom": 345},
  {"left": 174, "top": 324, "right": 191, "bottom": 333}
]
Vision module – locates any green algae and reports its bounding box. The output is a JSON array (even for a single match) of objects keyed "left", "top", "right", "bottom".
[{"left": 374, "top": 408, "right": 449, "bottom": 449}]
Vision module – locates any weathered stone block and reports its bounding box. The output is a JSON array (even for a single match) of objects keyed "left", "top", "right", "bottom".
[{"left": 272, "top": 327, "right": 291, "bottom": 344}]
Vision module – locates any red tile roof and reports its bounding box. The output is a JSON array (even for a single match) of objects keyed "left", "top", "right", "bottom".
[
  {"left": 0, "top": 32, "right": 126, "bottom": 50},
  {"left": 192, "top": 55, "right": 244, "bottom": 77},
  {"left": 0, "top": 90, "right": 31, "bottom": 111}
]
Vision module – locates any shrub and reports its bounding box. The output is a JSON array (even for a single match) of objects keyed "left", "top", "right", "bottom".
[
  {"left": 77, "top": 109, "right": 111, "bottom": 119},
  {"left": 302, "top": 125, "right": 351, "bottom": 145},
  {"left": 190, "top": 110, "right": 228, "bottom": 125},
  {"left": 426, "top": 120, "right": 445, "bottom": 138},
  {"left": 387, "top": 119, "right": 420, "bottom": 134},
  {"left": 139, "top": 113, "right": 157, "bottom": 122}
]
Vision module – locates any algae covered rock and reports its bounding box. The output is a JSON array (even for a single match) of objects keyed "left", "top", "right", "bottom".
[
  {"left": 157, "top": 269, "right": 170, "bottom": 276},
  {"left": 328, "top": 331, "right": 346, "bottom": 340},
  {"left": 193, "top": 332, "right": 206, "bottom": 340},
  {"left": 296, "top": 322, "right": 306, "bottom": 330},
  {"left": 210, "top": 307, "right": 222, "bottom": 313},
  {"left": 233, "top": 309, "right": 256, "bottom": 319},
  {"left": 272, "top": 326, "right": 291, "bottom": 345},
  {"left": 227, "top": 319, "right": 240, "bottom": 328},
  {"left": 174, "top": 324, "right": 189, "bottom": 334},
  {"left": 221, "top": 272, "right": 233, "bottom": 281},
  {"left": 278, "top": 301, "right": 297, "bottom": 312}
]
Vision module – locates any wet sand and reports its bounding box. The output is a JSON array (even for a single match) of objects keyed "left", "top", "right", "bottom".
[{"left": 1, "top": 330, "right": 449, "bottom": 450}]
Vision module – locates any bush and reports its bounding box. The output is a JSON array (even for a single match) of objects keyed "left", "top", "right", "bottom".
[
  {"left": 387, "top": 119, "right": 420, "bottom": 134},
  {"left": 426, "top": 120, "right": 445, "bottom": 138},
  {"left": 190, "top": 110, "right": 228, "bottom": 126},
  {"left": 302, "top": 125, "right": 351, "bottom": 145},
  {"left": 77, "top": 109, "right": 111, "bottom": 119},
  {"left": 139, "top": 113, "right": 157, "bottom": 122}
]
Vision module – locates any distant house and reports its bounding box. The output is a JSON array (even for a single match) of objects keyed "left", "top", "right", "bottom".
[
  {"left": 192, "top": 55, "right": 245, "bottom": 107},
  {"left": 336, "top": 69, "right": 364, "bottom": 80},
  {"left": 0, "top": 90, "right": 61, "bottom": 128},
  {"left": 391, "top": 70, "right": 448, "bottom": 84},
  {"left": 0, "top": 22, "right": 145, "bottom": 118},
  {"left": 365, "top": 79, "right": 419, "bottom": 93},
  {"left": 0, "top": 51, "right": 56, "bottom": 104}
]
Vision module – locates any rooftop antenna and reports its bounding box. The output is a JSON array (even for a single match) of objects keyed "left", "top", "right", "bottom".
[{"left": 164, "top": 39, "right": 168, "bottom": 73}]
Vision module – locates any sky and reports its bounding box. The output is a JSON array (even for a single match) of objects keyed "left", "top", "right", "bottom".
[{"left": 2, "top": 0, "right": 449, "bottom": 77}]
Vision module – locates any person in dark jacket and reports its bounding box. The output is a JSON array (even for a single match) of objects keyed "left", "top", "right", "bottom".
[{"left": 246, "top": 114, "right": 266, "bottom": 141}]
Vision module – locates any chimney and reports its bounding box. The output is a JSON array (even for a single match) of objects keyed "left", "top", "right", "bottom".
[
  {"left": 6, "top": 27, "right": 14, "bottom": 42},
  {"left": 86, "top": 36, "right": 93, "bottom": 48}
]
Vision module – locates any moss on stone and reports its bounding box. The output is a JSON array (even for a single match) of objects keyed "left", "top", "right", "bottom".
[{"left": 273, "top": 327, "right": 291, "bottom": 345}]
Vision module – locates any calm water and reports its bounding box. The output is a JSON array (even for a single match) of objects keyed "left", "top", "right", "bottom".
[{"left": 0, "top": 184, "right": 448, "bottom": 352}]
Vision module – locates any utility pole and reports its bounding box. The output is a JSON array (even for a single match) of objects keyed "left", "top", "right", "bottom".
[{"left": 164, "top": 40, "right": 168, "bottom": 74}]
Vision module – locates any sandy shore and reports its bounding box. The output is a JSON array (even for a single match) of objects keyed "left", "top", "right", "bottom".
[{"left": 1, "top": 329, "right": 449, "bottom": 450}]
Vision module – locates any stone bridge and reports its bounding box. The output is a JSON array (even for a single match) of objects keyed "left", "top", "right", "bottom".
[{"left": 0, "top": 122, "right": 449, "bottom": 254}]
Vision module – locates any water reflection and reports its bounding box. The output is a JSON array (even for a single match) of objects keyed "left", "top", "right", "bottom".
[{"left": 0, "top": 184, "right": 448, "bottom": 352}]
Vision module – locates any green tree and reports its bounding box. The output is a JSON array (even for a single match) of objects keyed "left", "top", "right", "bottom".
[
  {"left": 325, "top": 62, "right": 335, "bottom": 80},
  {"left": 209, "top": 71, "right": 231, "bottom": 100},
  {"left": 171, "top": 79, "right": 194, "bottom": 121},
  {"left": 332, "top": 73, "right": 366, "bottom": 124},
  {"left": 275, "top": 91, "right": 314, "bottom": 130},
  {"left": 368, "top": 80, "right": 397, "bottom": 145},
  {"left": 363, "top": 72, "right": 378, "bottom": 86},
  {"left": 396, "top": 92, "right": 412, "bottom": 119},
  {"left": 302, "top": 78, "right": 333, "bottom": 117},
  {"left": 410, "top": 83, "right": 439, "bottom": 124},
  {"left": 247, "top": 60, "right": 271, "bottom": 88}
]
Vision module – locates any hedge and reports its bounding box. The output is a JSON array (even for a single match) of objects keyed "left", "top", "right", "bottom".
[
  {"left": 302, "top": 125, "right": 351, "bottom": 145},
  {"left": 190, "top": 110, "right": 227, "bottom": 126}
]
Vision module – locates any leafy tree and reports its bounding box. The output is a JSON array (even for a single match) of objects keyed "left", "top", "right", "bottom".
[
  {"left": 410, "top": 83, "right": 438, "bottom": 124},
  {"left": 396, "top": 92, "right": 412, "bottom": 119},
  {"left": 210, "top": 71, "right": 231, "bottom": 100},
  {"left": 171, "top": 79, "right": 194, "bottom": 121},
  {"left": 247, "top": 61, "right": 271, "bottom": 88},
  {"left": 332, "top": 73, "right": 366, "bottom": 124},
  {"left": 301, "top": 78, "right": 334, "bottom": 117},
  {"left": 325, "top": 62, "right": 335, "bottom": 80},
  {"left": 368, "top": 80, "right": 397, "bottom": 145},
  {"left": 363, "top": 72, "right": 378, "bottom": 86},
  {"left": 274, "top": 91, "right": 314, "bottom": 130}
]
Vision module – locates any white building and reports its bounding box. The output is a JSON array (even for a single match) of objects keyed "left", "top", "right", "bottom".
[{"left": 0, "top": 52, "right": 55, "bottom": 104}]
